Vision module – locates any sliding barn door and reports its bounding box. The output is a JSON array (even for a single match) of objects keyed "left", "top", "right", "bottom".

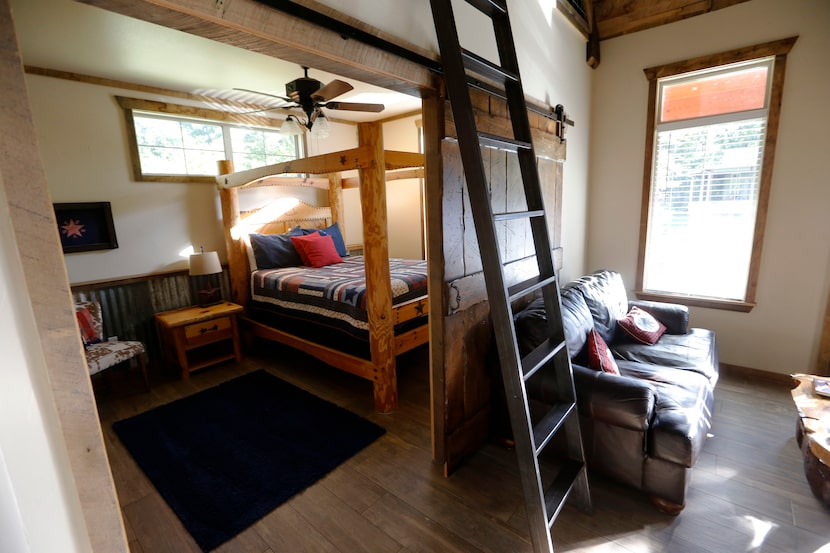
[{"left": 426, "top": 90, "right": 566, "bottom": 474}]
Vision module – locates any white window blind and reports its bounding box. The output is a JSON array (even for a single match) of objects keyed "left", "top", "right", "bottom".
[{"left": 644, "top": 118, "right": 766, "bottom": 300}]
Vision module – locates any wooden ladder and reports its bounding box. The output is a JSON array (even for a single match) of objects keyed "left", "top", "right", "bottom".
[{"left": 429, "top": 1, "right": 591, "bottom": 552}]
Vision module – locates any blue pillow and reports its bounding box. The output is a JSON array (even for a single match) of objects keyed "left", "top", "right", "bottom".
[
  {"left": 249, "top": 232, "right": 302, "bottom": 269},
  {"left": 317, "top": 222, "right": 349, "bottom": 257}
]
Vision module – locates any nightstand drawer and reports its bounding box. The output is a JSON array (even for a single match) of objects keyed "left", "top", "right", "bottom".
[{"left": 184, "top": 316, "right": 231, "bottom": 345}]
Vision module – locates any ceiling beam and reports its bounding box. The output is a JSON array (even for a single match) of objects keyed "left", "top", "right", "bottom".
[
  {"left": 592, "top": 0, "right": 753, "bottom": 40},
  {"left": 75, "top": 0, "right": 437, "bottom": 97}
]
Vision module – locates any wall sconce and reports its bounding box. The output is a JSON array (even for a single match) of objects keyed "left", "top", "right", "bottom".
[{"left": 189, "top": 249, "right": 222, "bottom": 307}]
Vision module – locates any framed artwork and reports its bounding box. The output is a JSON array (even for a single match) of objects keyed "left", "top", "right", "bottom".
[{"left": 54, "top": 202, "right": 119, "bottom": 253}]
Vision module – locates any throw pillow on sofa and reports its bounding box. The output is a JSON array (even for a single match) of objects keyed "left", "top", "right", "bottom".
[
  {"left": 617, "top": 306, "right": 666, "bottom": 345},
  {"left": 587, "top": 329, "right": 620, "bottom": 375}
]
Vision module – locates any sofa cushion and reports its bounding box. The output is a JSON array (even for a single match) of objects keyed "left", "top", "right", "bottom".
[
  {"left": 616, "top": 359, "right": 714, "bottom": 467},
  {"left": 514, "top": 286, "right": 594, "bottom": 360},
  {"left": 612, "top": 328, "right": 718, "bottom": 385},
  {"left": 571, "top": 271, "right": 629, "bottom": 344},
  {"left": 617, "top": 306, "right": 666, "bottom": 345}
]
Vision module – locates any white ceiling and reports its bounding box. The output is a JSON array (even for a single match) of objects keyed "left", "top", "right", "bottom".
[{"left": 11, "top": 0, "right": 423, "bottom": 121}]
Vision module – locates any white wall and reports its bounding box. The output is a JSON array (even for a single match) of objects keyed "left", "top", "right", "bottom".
[
  {"left": 589, "top": 0, "right": 830, "bottom": 374},
  {"left": 27, "top": 76, "right": 224, "bottom": 282}
]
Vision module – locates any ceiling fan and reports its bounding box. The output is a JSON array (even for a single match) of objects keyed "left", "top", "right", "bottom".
[{"left": 236, "top": 67, "right": 385, "bottom": 133}]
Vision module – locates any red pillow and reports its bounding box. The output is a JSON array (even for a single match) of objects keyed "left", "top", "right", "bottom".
[
  {"left": 617, "top": 306, "right": 666, "bottom": 345},
  {"left": 75, "top": 307, "right": 101, "bottom": 347},
  {"left": 587, "top": 329, "right": 619, "bottom": 375},
  {"left": 290, "top": 231, "right": 320, "bottom": 266},
  {"left": 291, "top": 233, "right": 343, "bottom": 268}
]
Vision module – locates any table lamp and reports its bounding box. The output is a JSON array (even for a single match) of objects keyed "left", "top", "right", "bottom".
[{"left": 189, "top": 249, "right": 222, "bottom": 307}]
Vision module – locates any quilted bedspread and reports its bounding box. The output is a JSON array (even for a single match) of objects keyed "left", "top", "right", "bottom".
[{"left": 250, "top": 256, "right": 427, "bottom": 336}]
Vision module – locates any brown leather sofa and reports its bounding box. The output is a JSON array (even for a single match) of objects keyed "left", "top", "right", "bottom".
[{"left": 513, "top": 270, "right": 719, "bottom": 513}]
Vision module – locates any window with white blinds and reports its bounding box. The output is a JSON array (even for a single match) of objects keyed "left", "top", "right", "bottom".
[{"left": 642, "top": 57, "right": 774, "bottom": 303}]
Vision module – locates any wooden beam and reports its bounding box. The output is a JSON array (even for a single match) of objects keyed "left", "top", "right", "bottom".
[
  {"left": 0, "top": 2, "right": 126, "bottom": 550},
  {"left": 592, "top": 0, "right": 753, "bottom": 40},
  {"left": 217, "top": 147, "right": 370, "bottom": 188},
  {"left": 326, "top": 172, "right": 344, "bottom": 225},
  {"left": 218, "top": 160, "right": 251, "bottom": 308},
  {"left": 384, "top": 150, "right": 426, "bottom": 170},
  {"left": 358, "top": 121, "right": 397, "bottom": 413},
  {"left": 79, "top": 0, "right": 434, "bottom": 96}
]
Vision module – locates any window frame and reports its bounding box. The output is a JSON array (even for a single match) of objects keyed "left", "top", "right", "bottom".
[
  {"left": 636, "top": 37, "right": 797, "bottom": 312},
  {"left": 117, "top": 96, "right": 303, "bottom": 183}
]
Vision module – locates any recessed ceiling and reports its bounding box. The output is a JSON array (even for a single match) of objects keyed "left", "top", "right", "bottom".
[{"left": 11, "top": 0, "right": 422, "bottom": 121}]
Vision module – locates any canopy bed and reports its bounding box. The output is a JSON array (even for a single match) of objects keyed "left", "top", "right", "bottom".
[{"left": 216, "top": 123, "right": 427, "bottom": 413}]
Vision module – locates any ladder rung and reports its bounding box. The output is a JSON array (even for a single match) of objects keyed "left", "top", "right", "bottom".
[
  {"left": 478, "top": 132, "right": 532, "bottom": 152},
  {"left": 493, "top": 209, "right": 544, "bottom": 223},
  {"left": 464, "top": 0, "right": 507, "bottom": 16},
  {"left": 461, "top": 48, "right": 519, "bottom": 84},
  {"left": 508, "top": 274, "right": 558, "bottom": 302},
  {"left": 544, "top": 460, "right": 584, "bottom": 527},
  {"left": 532, "top": 401, "right": 575, "bottom": 455},
  {"left": 521, "top": 338, "right": 566, "bottom": 381}
]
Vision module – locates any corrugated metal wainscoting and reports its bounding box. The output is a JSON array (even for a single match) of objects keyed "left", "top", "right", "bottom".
[{"left": 71, "top": 269, "right": 231, "bottom": 362}]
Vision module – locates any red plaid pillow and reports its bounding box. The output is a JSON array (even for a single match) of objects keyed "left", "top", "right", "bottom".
[{"left": 587, "top": 329, "right": 619, "bottom": 375}]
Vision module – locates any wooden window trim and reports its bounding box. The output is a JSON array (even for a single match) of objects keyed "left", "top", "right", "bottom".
[
  {"left": 635, "top": 37, "right": 797, "bottom": 311},
  {"left": 116, "top": 96, "right": 295, "bottom": 183}
]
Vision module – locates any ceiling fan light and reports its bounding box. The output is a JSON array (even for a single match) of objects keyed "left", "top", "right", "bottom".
[
  {"left": 280, "top": 116, "right": 303, "bottom": 136},
  {"left": 311, "top": 113, "right": 330, "bottom": 138}
]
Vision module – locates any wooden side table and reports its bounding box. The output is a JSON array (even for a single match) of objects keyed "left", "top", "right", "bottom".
[
  {"left": 791, "top": 374, "right": 830, "bottom": 506},
  {"left": 155, "top": 301, "right": 243, "bottom": 379}
]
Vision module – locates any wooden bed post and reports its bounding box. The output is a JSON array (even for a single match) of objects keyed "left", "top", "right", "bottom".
[
  {"left": 218, "top": 160, "right": 249, "bottom": 307},
  {"left": 327, "top": 172, "right": 344, "bottom": 226},
  {"left": 358, "top": 122, "right": 397, "bottom": 412}
]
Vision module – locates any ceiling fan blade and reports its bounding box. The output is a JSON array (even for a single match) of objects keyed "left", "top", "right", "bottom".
[
  {"left": 323, "top": 101, "right": 385, "bottom": 113},
  {"left": 311, "top": 79, "right": 353, "bottom": 102},
  {"left": 233, "top": 88, "right": 294, "bottom": 104}
]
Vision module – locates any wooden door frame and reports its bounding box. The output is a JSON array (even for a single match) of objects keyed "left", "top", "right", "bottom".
[{"left": 8, "top": 1, "right": 445, "bottom": 549}]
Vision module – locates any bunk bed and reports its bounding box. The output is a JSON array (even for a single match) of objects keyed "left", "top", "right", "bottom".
[{"left": 216, "top": 124, "right": 427, "bottom": 413}]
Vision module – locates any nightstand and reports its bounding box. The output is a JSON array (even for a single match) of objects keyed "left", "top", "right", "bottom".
[{"left": 154, "top": 301, "right": 243, "bottom": 379}]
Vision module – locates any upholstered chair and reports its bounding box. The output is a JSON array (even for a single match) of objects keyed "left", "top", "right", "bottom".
[{"left": 75, "top": 300, "right": 149, "bottom": 390}]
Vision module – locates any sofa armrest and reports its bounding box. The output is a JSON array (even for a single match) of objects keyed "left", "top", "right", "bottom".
[
  {"left": 629, "top": 299, "right": 689, "bottom": 335},
  {"left": 527, "top": 364, "right": 656, "bottom": 431},
  {"left": 571, "top": 365, "right": 656, "bottom": 431}
]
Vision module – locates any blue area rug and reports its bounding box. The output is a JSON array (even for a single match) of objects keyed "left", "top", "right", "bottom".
[{"left": 113, "top": 370, "right": 385, "bottom": 551}]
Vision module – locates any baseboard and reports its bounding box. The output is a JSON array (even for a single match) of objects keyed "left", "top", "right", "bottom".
[{"left": 719, "top": 363, "right": 795, "bottom": 387}]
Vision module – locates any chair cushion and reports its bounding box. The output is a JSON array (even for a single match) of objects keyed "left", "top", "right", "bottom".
[{"left": 85, "top": 341, "right": 145, "bottom": 376}]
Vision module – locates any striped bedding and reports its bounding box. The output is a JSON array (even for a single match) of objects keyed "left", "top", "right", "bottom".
[{"left": 250, "top": 256, "right": 427, "bottom": 339}]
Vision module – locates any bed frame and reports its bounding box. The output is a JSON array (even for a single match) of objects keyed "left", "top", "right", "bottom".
[{"left": 216, "top": 122, "right": 427, "bottom": 413}]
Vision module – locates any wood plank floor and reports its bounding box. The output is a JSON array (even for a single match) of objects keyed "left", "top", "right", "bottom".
[{"left": 95, "top": 341, "right": 830, "bottom": 553}]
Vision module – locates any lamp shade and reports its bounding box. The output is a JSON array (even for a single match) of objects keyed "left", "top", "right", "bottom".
[
  {"left": 189, "top": 251, "right": 221, "bottom": 276},
  {"left": 280, "top": 116, "right": 303, "bottom": 136}
]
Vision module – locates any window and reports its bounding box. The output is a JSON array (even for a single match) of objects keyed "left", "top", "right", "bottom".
[
  {"left": 118, "top": 97, "right": 302, "bottom": 183},
  {"left": 637, "top": 38, "right": 797, "bottom": 312}
]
